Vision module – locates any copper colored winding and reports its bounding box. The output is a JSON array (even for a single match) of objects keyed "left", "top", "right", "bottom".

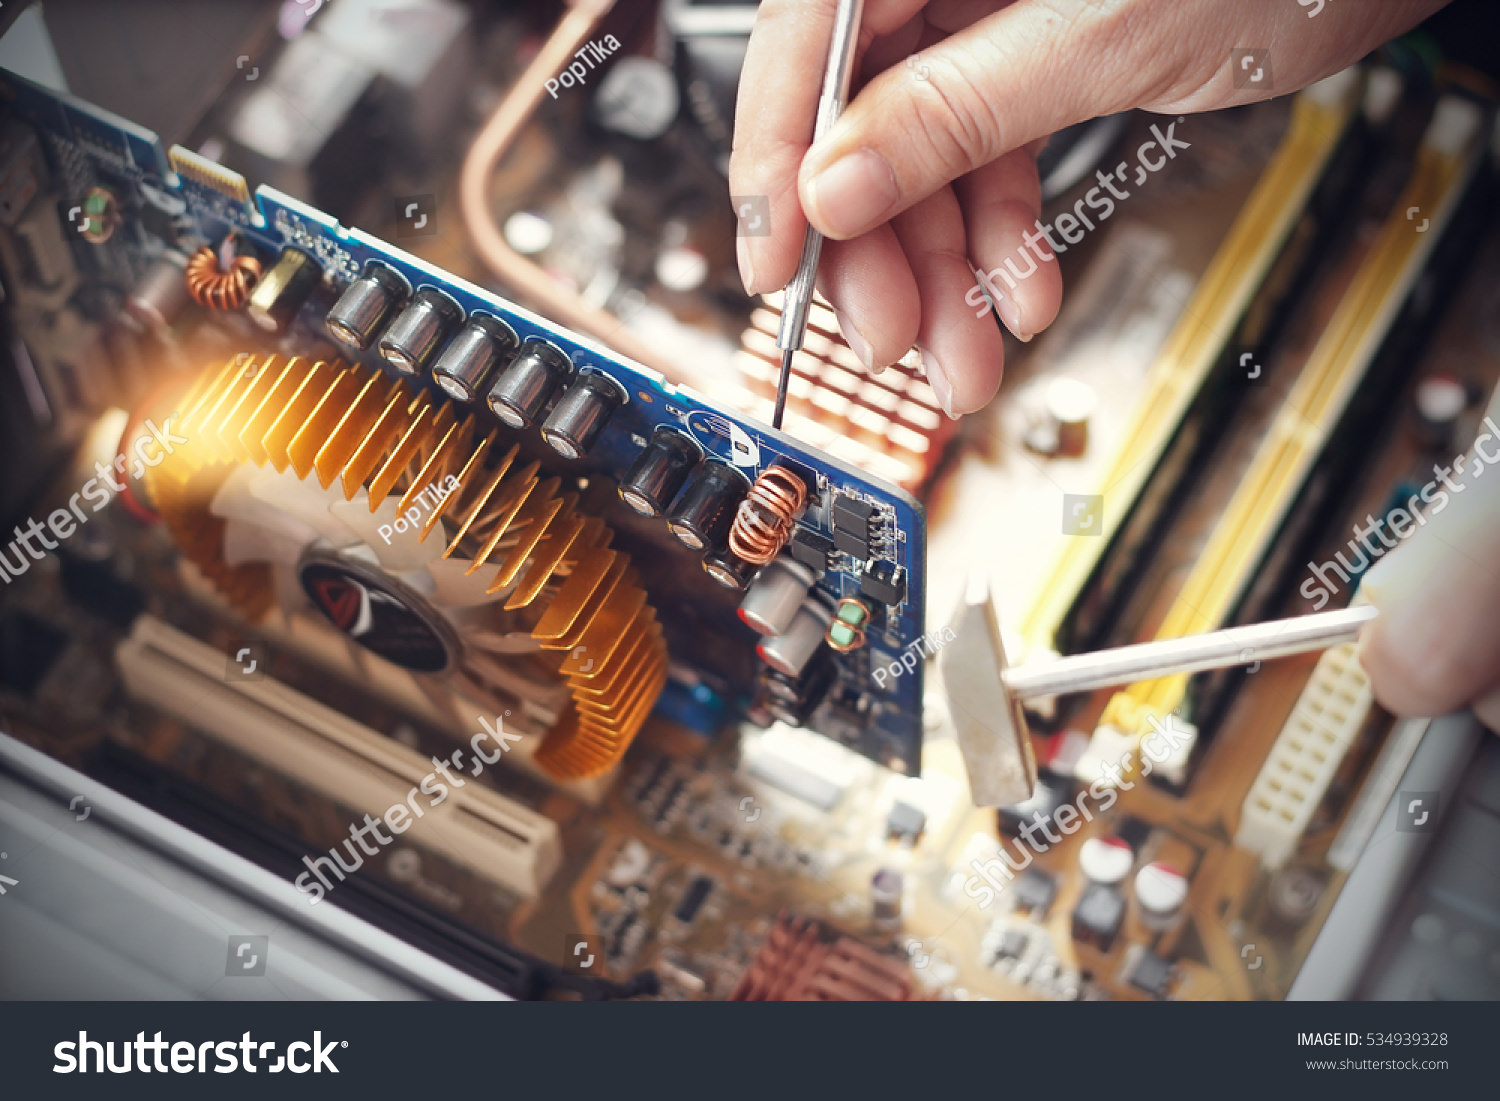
[
  {"left": 728, "top": 466, "right": 806, "bottom": 566},
  {"left": 184, "top": 242, "right": 262, "bottom": 311}
]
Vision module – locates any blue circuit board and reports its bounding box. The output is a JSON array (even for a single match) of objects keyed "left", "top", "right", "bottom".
[{"left": 1, "top": 68, "right": 928, "bottom": 773}]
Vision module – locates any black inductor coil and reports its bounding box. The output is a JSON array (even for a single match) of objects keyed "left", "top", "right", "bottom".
[
  {"left": 667, "top": 461, "right": 750, "bottom": 551},
  {"left": 431, "top": 313, "right": 519, "bottom": 402},
  {"left": 378, "top": 288, "right": 463, "bottom": 375},
  {"left": 618, "top": 427, "right": 701, "bottom": 517},
  {"left": 487, "top": 339, "right": 574, "bottom": 428},
  {"left": 541, "top": 372, "right": 629, "bottom": 459},
  {"left": 326, "top": 263, "right": 408, "bottom": 350}
]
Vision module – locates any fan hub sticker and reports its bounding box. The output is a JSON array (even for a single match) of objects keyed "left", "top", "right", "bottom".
[{"left": 298, "top": 551, "right": 457, "bottom": 674}]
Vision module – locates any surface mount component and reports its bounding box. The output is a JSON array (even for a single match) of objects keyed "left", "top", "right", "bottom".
[
  {"left": 859, "top": 560, "right": 905, "bottom": 605},
  {"left": 831, "top": 493, "right": 874, "bottom": 558}
]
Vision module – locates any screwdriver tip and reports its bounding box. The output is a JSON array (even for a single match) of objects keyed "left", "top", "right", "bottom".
[{"left": 772, "top": 348, "right": 794, "bottom": 430}]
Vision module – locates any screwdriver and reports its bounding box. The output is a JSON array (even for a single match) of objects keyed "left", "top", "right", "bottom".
[
  {"left": 940, "top": 578, "right": 1378, "bottom": 806},
  {"left": 773, "top": 0, "right": 865, "bottom": 430}
]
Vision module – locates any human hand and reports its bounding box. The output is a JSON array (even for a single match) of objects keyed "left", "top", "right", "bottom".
[
  {"left": 1359, "top": 391, "right": 1500, "bottom": 732},
  {"left": 730, "top": 0, "right": 1446, "bottom": 417}
]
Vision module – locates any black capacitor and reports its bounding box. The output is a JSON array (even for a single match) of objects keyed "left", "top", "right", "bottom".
[
  {"left": 325, "top": 262, "right": 408, "bottom": 350},
  {"left": 541, "top": 370, "right": 628, "bottom": 458},
  {"left": 378, "top": 287, "right": 463, "bottom": 375},
  {"left": 702, "top": 549, "right": 756, "bottom": 591},
  {"left": 431, "top": 313, "right": 518, "bottom": 402},
  {"left": 487, "top": 338, "right": 573, "bottom": 429},
  {"left": 618, "top": 427, "right": 701, "bottom": 517},
  {"left": 758, "top": 652, "right": 834, "bottom": 726},
  {"left": 667, "top": 460, "right": 750, "bottom": 551},
  {"left": 247, "top": 247, "right": 320, "bottom": 334}
]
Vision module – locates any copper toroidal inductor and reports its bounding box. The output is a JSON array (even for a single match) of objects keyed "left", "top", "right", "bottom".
[
  {"left": 728, "top": 466, "right": 807, "bottom": 566},
  {"left": 184, "top": 238, "right": 263, "bottom": 311}
]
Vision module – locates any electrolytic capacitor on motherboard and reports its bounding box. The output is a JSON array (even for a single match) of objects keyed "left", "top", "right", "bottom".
[
  {"left": 1134, "top": 861, "right": 1189, "bottom": 931},
  {"left": 541, "top": 371, "right": 629, "bottom": 459},
  {"left": 871, "top": 867, "right": 904, "bottom": 928},
  {"left": 247, "top": 247, "right": 320, "bottom": 334},
  {"left": 326, "top": 262, "right": 408, "bottom": 350},
  {"left": 618, "top": 427, "right": 701, "bottom": 517},
  {"left": 757, "top": 596, "right": 833, "bottom": 678},
  {"left": 432, "top": 313, "right": 518, "bottom": 403},
  {"left": 379, "top": 287, "right": 463, "bottom": 376},
  {"left": 487, "top": 338, "right": 574, "bottom": 429},
  {"left": 668, "top": 461, "right": 751, "bottom": 552},
  {"left": 738, "top": 556, "right": 819, "bottom": 637}
]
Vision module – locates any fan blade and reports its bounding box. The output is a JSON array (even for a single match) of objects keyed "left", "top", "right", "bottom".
[
  {"left": 210, "top": 465, "right": 324, "bottom": 566},
  {"left": 220, "top": 517, "right": 314, "bottom": 568},
  {"left": 329, "top": 490, "right": 448, "bottom": 574},
  {"left": 425, "top": 555, "right": 505, "bottom": 609},
  {"left": 244, "top": 465, "right": 363, "bottom": 548}
]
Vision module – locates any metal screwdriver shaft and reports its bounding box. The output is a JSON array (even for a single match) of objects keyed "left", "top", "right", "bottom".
[
  {"left": 772, "top": 0, "right": 865, "bottom": 429},
  {"left": 1000, "top": 604, "right": 1378, "bottom": 701},
  {"left": 941, "top": 576, "right": 1379, "bottom": 807}
]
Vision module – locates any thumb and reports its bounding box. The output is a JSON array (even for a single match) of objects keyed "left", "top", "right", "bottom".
[{"left": 1358, "top": 395, "right": 1500, "bottom": 720}]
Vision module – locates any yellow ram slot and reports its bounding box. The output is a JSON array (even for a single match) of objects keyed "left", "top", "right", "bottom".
[
  {"left": 1100, "top": 97, "right": 1487, "bottom": 740},
  {"left": 1019, "top": 71, "right": 1364, "bottom": 657}
]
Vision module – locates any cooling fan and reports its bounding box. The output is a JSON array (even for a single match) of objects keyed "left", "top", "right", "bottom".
[{"left": 144, "top": 352, "right": 668, "bottom": 780}]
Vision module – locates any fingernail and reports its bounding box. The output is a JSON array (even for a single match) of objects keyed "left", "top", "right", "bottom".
[
  {"left": 832, "top": 307, "right": 875, "bottom": 371},
  {"left": 737, "top": 237, "right": 759, "bottom": 296},
  {"left": 806, "top": 150, "right": 900, "bottom": 238},
  {"left": 1360, "top": 542, "right": 1424, "bottom": 608},
  {"left": 922, "top": 349, "right": 958, "bottom": 420},
  {"left": 988, "top": 279, "right": 1031, "bottom": 342}
]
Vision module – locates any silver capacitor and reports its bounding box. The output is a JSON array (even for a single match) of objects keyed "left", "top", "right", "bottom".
[
  {"left": 541, "top": 371, "right": 629, "bottom": 459},
  {"left": 487, "top": 339, "right": 574, "bottom": 429},
  {"left": 378, "top": 287, "right": 463, "bottom": 375},
  {"left": 431, "top": 313, "right": 518, "bottom": 402},
  {"left": 756, "top": 597, "right": 833, "bottom": 678},
  {"left": 738, "top": 556, "right": 819, "bottom": 637},
  {"left": 326, "top": 262, "right": 409, "bottom": 350}
]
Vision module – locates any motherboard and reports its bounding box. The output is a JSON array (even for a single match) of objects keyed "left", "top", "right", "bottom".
[{"left": 2, "top": 0, "right": 1498, "bottom": 1004}]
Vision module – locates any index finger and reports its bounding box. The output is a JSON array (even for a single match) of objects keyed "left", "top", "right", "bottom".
[{"left": 729, "top": 0, "right": 927, "bottom": 295}]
